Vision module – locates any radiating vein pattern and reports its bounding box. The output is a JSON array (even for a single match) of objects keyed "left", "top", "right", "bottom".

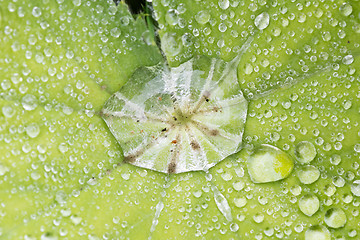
[{"left": 101, "top": 56, "right": 248, "bottom": 173}]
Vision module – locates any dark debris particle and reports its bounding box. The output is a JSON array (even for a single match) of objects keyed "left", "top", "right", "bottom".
[
  {"left": 167, "top": 162, "right": 177, "bottom": 174},
  {"left": 190, "top": 141, "right": 200, "bottom": 150},
  {"left": 124, "top": 155, "right": 136, "bottom": 163},
  {"left": 161, "top": 128, "right": 167, "bottom": 132}
]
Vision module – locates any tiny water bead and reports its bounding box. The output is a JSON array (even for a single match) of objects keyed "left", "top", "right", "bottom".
[
  {"left": 324, "top": 208, "right": 347, "bottom": 229},
  {"left": 25, "top": 123, "right": 40, "bottom": 138},
  {"left": 297, "top": 165, "right": 320, "bottom": 184},
  {"left": 21, "top": 94, "right": 38, "bottom": 111},
  {"left": 247, "top": 144, "right": 294, "bottom": 183},
  {"left": 294, "top": 141, "right": 317, "bottom": 164},
  {"left": 299, "top": 194, "right": 320, "bottom": 216},
  {"left": 305, "top": 225, "right": 331, "bottom": 240},
  {"left": 101, "top": 56, "right": 247, "bottom": 173}
]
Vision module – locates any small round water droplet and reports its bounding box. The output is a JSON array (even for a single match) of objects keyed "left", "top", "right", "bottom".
[
  {"left": 21, "top": 94, "right": 38, "bottom": 111},
  {"left": 305, "top": 225, "right": 330, "bottom": 240},
  {"left": 230, "top": 223, "right": 239, "bottom": 232},
  {"left": 330, "top": 154, "right": 341, "bottom": 165},
  {"left": 110, "top": 27, "right": 121, "bottom": 38},
  {"left": 2, "top": 105, "right": 15, "bottom": 118},
  {"left": 195, "top": 10, "right": 210, "bottom": 25},
  {"left": 0, "top": 163, "right": 9, "bottom": 176},
  {"left": 295, "top": 141, "right": 317, "bottom": 164},
  {"left": 234, "top": 197, "right": 247, "bottom": 208},
  {"left": 218, "top": 0, "right": 229, "bottom": 10},
  {"left": 26, "top": 123, "right": 40, "bottom": 138},
  {"left": 254, "top": 12, "right": 270, "bottom": 30},
  {"left": 161, "top": 33, "right": 182, "bottom": 57},
  {"left": 299, "top": 194, "right": 320, "bottom": 216},
  {"left": 351, "top": 180, "right": 360, "bottom": 196},
  {"left": 324, "top": 208, "right": 347, "bottom": 228},
  {"left": 339, "top": 3, "right": 353, "bottom": 17},
  {"left": 72, "top": 0, "right": 81, "bottom": 6},
  {"left": 297, "top": 165, "right": 320, "bottom": 184},
  {"left": 32, "top": 7, "right": 41, "bottom": 17},
  {"left": 342, "top": 55, "right": 354, "bottom": 65},
  {"left": 247, "top": 144, "right": 294, "bottom": 183}
]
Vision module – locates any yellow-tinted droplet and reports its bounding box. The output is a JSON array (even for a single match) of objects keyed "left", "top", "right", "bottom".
[{"left": 247, "top": 144, "right": 294, "bottom": 183}]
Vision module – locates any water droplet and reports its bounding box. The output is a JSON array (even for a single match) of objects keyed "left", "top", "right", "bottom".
[
  {"left": 21, "top": 94, "right": 38, "bottom": 111},
  {"left": 218, "top": 0, "right": 229, "bottom": 10},
  {"left": 351, "top": 180, "right": 360, "bottom": 196},
  {"left": 330, "top": 154, "right": 341, "bottom": 165},
  {"left": 195, "top": 10, "right": 210, "bottom": 25},
  {"left": 165, "top": 9, "right": 179, "bottom": 26},
  {"left": 342, "top": 55, "right": 354, "bottom": 65},
  {"left": 26, "top": 123, "right": 40, "bottom": 138},
  {"left": 32, "top": 7, "right": 41, "bottom": 17},
  {"left": 305, "top": 225, "right": 330, "bottom": 240},
  {"left": 297, "top": 165, "right": 320, "bottom": 184},
  {"left": 212, "top": 185, "right": 232, "bottom": 221},
  {"left": 110, "top": 27, "right": 121, "bottom": 38},
  {"left": 234, "top": 196, "right": 247, "bottom": 208},
  {"left": 233, "top": 180, "right": 245, "bottom": 191},
  {"left": 324, "top": 208, "right": 347, "bottom": 228},
  {"left": 339, "top": 3, "right": 353, "bottom": 16},
  {"left": 247, "top": 144, "right": 294, "bottom": 183},
  {"left": 0, "top": 163, "right": 9, "bottom": 176},
  {"left": 299, "top": 194, "right": 320, "bottom": 216},
  {"left": 55, "top": 191, "right": 67, "bottom": 204},
  {"left": 72, "top": 0, "right": 81, "bottom": 6},
  {"left": 294, "top": 141, "right": 317, "bottom": 164},
  {"left": 2, "top": 105, "right": 15, "bottom": 118},
  {"left": 161, "top": 32, "right": 182, "bottom": 57},
  {"left": 254, "top": 12, "right": 270, "bottom": 30},
  {"left": 230, "top": 223, "right": 239, "bottom": 232},
  {"left": 70, "top": 215, "right": 82, "bottom": 225}
]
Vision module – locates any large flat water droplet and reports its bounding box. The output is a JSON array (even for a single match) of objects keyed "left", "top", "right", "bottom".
[
  {"left": 101, "top": 56, "right": 248, "bottom": 173},
  {"left": 247, "top": 144, "right": 294, "bottom": 183},
  {"left": 254, "top": 12, "right": 270, "bottom": 30}
]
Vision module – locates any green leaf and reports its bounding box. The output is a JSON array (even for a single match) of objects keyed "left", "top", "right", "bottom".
[{"left": 1, "top": 0, "right": 360, "bottom": 239}]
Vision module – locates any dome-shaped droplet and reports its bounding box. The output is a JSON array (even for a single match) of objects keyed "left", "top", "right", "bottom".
[
  {"left": 324, "top": 208, "right": 347, "bottom": 228},
  {"left": 2, "top": 105, "right": 15, "bottom": 118},
  {"left": 351, "top": 180, "right": 360, "bottom": 196},
  {"left": 21, "top": 94, "right": 38, "bottom": 111},
  {"left": 299, "top": 194, "right": 320, "bottom": 216},
  {"left": 297, "top": 165, "right": 320, "bottom": 184},
  {"left": 295, "top": 141, "right": 317, "bottom": 164},
  {"left": 195, "top": 10, "right": 210, "bottom": 25},
  {"left": 247, "top": 144, "right": 294, "bottom": 183},
  {"left": 339, "top": 3, "right": 353, "bottom": 16},
  {"left": 342, "top": 55, "right": 354, "bottom": 65},
  {"left": 305, "top": 225, "right": 330, "bottom": 240},
  {"left": 254, "top": 12, "right": 270, "bottom": 30},
  {"left": 161, "top": 32, "right": 182, "bottom": 57},
  {"left": 26, "top": 123, "right": 40, "bottom": 138}
]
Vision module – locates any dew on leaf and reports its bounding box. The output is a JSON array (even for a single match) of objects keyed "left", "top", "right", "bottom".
[
  {"left": 21, "top": 94, "right": 38, "bottom": 111},
  {"left": 101, "top": 55, "right": 247, "bottom": 173},
  {"left": 342, "top": 55, "right": 354, "bottom": 65},
  {"left": 2, "top": 105, "right": 15, "bottom": 118},
  {"left": 305, "top": 225, "right": 330, "bottom": 240},
  {"left": 0, "top": 163, "right": 9, "bottom": 176},
  {"left": 324, "top": 208, "right": 347, "bottom": 228},
  {"left": 247, "top": 144, "right": 294, "bottom": 183},
  {"left": 254, "top": 12, "right": 270, "bottom": 30},
  {"left": 339, "top": 3, "right": 353, "bottom": 17},
  {"left": 195, "top": 10, "right": 210, "bottom": 25},
  {"left": 25, "top": 123, "right": 40, "bottom": 138},
  {"left": 297, "top": 165, "right": 320, "bottom": 184},
  {"left": 294, "top": 141, "right": 317, "bottom": 164},
  {"left": 299, "top": 194, "right": 320, "bottom": 216},
  {"left": 350, "top": 180, "right": 360, "bottom": 196}
]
